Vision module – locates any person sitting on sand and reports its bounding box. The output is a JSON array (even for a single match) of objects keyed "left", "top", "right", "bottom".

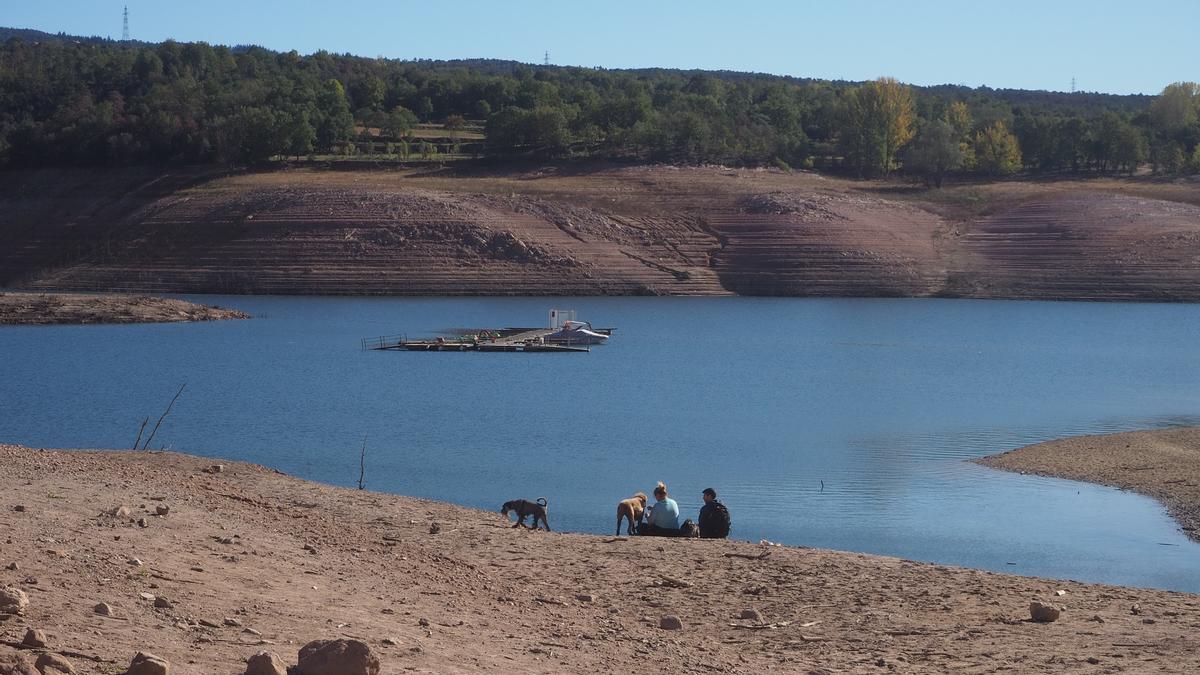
[
  {"left": 638, "top": 481, "right": 680, "bottom": 537},
  {"left": 698, "top": 487, "right": 731, "bottom": 539}
]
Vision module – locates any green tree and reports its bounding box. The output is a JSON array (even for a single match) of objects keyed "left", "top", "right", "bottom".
[
  {"left": 837, "top": 77, "right": 915, "bottom": 176},
  {"left": 973, "top": 121, "right": 1022, "bottom": 175},
  {"left": 1149, "top": 82, "right": 1199, "bottom": 135},
  {"left": 314, "top": 79, "right": 354, "bottom": 151},
  {"left": 903, "top": 120, "right": 963, "bottom": 187},
  {"left": 443, "top": 114, "right": 467, "bottom": 141},
  {"left": 381, "top": 105, "right": 418, "bottom": 138}
]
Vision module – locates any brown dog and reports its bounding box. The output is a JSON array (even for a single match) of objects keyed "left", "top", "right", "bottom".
[{"left": 615, "top": 492, "right": 648, "bottom": 535}]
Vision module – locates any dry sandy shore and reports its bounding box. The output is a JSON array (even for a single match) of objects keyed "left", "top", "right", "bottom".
[
  {"left": 1, "top": 445, "right": 1199, "bottom": 674},
  {"left": 0, "top": 292, "right": 247, "bottom": 325},
  {"left": 979, "top": 427, "right": 1200, "bottom": 544}
]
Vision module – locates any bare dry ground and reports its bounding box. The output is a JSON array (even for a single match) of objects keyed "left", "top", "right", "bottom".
[
  {"left": 2, "top": 444, "right": 1199, "bottom": 674},
  {"left": 0, "top": 292, "right": 247, "bottom": 325},
  {"left": 3, "top": 164, "right": 1199, "bottom": 300},
  {"left": 978, "top": 427, "right": 1200, "bottom": 543}
]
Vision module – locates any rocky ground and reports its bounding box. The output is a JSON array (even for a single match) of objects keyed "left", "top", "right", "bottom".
[
  {"left": 978, "top": 426, "right": 1200, "bottom": 543},
  {"left": 2, "top": 444, "right": 1199, "bottom": 674},
  {"left": 0, "top": 293, "right": 247, "bottom": 325}
]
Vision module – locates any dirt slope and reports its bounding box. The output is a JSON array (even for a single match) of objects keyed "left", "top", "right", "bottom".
[
  {"left": 3, "top": 165, "right": 1199, "bottom": 300},
  {"left": 2, "top": 444, "right": 1198, "bottom": 674}
]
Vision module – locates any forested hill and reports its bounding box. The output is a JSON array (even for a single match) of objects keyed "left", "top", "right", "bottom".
[
  {"left": 1, "top": 28, "right": 1196, "bottom": 179},
  {"left": 0, "top": 26, "right": 154, "bottom": 48}
]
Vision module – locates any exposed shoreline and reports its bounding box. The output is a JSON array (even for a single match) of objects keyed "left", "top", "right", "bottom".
[
  {"left": 2, "top": 443, "right": 1198, "bottom": 674},
  {"left": 977, "top": 426, "right": 1200, "bottom": 543},
  {"left": 0, "top": 292, "right": 248, "bottom": 325},
  {"left": 5, "top": 164, "right": 1200, "bottom": 301}
]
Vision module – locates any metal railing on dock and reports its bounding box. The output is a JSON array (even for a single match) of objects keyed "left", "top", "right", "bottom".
[{"left": 361, "top": 334, "right": 407, "bottom": 351}]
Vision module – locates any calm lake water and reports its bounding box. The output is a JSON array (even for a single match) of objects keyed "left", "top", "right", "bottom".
[{"left": 2, "top": 296, "right": 1199, "bottom": 592}]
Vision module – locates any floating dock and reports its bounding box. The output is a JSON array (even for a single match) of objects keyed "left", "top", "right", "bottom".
[{"left": 361, "top": 310, "right": 612, "bottom": 354}]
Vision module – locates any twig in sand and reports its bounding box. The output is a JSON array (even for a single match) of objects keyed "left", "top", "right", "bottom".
[
  {"left": 141, "top": 384, "right": 186, "bottom": 450},
  {"left": 724, "top": 550, "right": 772, "bottom": 560},
  {"left": 132, "top": 416, "right": 149, "bottom": 450},
  {"left": 730, "top": 620, "right": 792, "bottom": 629},
  {"left": 357, "top": 435, "right": 367, "bottom": 490},
  {"left": 0, "top": 641, "right": 111, "bottom": 662}
]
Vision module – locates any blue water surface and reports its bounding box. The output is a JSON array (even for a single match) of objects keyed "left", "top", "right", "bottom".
[{"left": 2, "top": 296, "right": 1199, "bottom": 591}]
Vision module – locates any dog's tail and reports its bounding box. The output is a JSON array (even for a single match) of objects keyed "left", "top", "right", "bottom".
[{"left": 536, "top": 497, "right": 548, "bottom": 507}]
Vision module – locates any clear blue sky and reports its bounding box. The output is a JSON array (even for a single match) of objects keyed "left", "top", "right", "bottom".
[{"left": 7, "top": 0, "right": 1196, "bottom": 95}]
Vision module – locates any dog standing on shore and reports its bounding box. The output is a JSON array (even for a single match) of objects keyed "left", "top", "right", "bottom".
[
  {"left": 501, "top": 497, "right": 551, "bottom": 531},
  {"left": 615, "top": 492, "right": 648, "bottom": 535}
]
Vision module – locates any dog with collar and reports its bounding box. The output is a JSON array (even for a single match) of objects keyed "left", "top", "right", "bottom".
[{"left": 500, "top": 497, "right": 550, "bottom": 531}]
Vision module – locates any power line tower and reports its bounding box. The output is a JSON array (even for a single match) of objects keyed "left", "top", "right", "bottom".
[
  {"left": 122, "top": 6, "right": 129, "bottom": 41},
  {"left": 1070, "top": 77, "right": 1076, "bottom": 94},
  {"left": 544, "top": 50, "right": 550, "bottom": 66}
]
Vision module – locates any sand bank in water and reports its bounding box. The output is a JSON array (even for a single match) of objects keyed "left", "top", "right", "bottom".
[
  {"left": 978, "top": 426, "right": 1200, "bottom": 543},
  {"left": 0, "top": 292, "right": 247, "bottom": 324}
]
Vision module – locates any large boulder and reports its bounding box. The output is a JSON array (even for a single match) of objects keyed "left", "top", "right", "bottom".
[
  {"left": 125, "top": 652, "right": 170, "bottom": 675},
  {"left": 295, "top": 639, "right": 380, "bottom": 675},
  {"left": 0, "top": 586, "right": 29, "bottom": 615},
  {"left": 244, "top": 651, "right": 287, "bottom": 675},
  {"left": 1029, "top": 600, "right": 1062, "bottom": 623},
  {"left": 33, "top": 653, "right": 76, "bottom": 674},
  {"left": 22, "top": 628, "right": 47, "bottom": 648}
]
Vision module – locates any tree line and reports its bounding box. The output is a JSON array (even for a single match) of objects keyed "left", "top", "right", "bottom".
[{"left": 1, "top": 36, "right": 1197, "bottom": 182}]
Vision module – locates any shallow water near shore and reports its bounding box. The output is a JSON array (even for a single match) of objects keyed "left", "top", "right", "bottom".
[{"left": 3, "top": 295, "right": 1200, "bottom": 592}]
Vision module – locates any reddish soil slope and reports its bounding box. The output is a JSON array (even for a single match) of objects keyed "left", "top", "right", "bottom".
[
  {"left": 3, "top": 165, "right": 1198, "bottom": 300},
  {"left": 948, "top": 193, "right": 1200, "bottom": 300}
]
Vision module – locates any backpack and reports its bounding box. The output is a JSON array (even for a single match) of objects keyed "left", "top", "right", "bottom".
[{"left": 710, "top": 501, "right": 731, "bottom": 538}]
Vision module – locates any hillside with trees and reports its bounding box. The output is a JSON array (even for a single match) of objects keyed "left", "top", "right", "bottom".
[{"left": 1, "top": 30, "right": 1196, "bottom": 179}]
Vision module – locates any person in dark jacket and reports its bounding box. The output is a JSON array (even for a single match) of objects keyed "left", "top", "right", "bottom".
[{"left": 698, "top": 487, "right": 730, "bottom": 539}]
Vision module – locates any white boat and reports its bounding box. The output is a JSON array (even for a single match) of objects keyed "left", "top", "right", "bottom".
[{"left": 544, "top": 320, "right": 609, "bottom": 345}]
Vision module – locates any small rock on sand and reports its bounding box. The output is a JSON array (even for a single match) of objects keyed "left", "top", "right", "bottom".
[
  {"left": 575, "top": 593, "right": 595, "bottom": 603},
  {"left": 93, "top": 602, "right": 117, "bottom": 617},
  {"left": 223, "top": 617, "right": 243, "bottom": 627},
  {"left": 1029, "top": 600, "right": 1062, "bottom": 623},
  {"left": 245, "top": 651, "right": 287, "bottom": 675},
  {"left": 4, "top": 562, "right": 17, "bottom": 570},
  {"left": 138, "top": 592, "right": 155, "bottom": 601},
  {"left": 109, "top": 505, "right": 132, "bottom": 518},
  {"left": 22, "top": 628, "right": 47, "bottom": 648},
  {"left": 12, "top": 505, "right": 25, "bottom": 512},
  {"left": 739, "top": 608, "right": 762, "bottom": 621},
  {"left": 153, "top": 596, "right": 172, "bottom": 609},
  {"left": 33, "top": 653, "right": 75, "bottom": 674},
  {"left": 155, "top": 505, "right": 170, "bottom": 516},
  {"left": 295, "top": 639, "right": 381, "bottom": 675},
  {"left": 126, "top": 652, "right": 170, "bottom": 675},
  {"left": 428, "top": 522, "right": 441, "bottom": 534},
  {"left": 1, "top": 586, "right": 30, "bottom": 615},
  {"left": 381, "top": 637, "right": 399, "bottom": 646},
  {"left": 659, "top": 615, "right": 683, "bottom": 630}
]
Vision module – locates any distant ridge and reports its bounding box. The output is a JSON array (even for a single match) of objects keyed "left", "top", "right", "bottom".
[
  {"left": 0, "top": 25, "right": 1152, "bottom": 109},
  {"left": 0, "top": 26, "right": 152, "bottom": 48}
]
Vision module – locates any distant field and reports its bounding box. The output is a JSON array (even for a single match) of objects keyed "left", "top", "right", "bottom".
[{"left": 354, "top": 123, "right": 486, "bottom": 141}]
